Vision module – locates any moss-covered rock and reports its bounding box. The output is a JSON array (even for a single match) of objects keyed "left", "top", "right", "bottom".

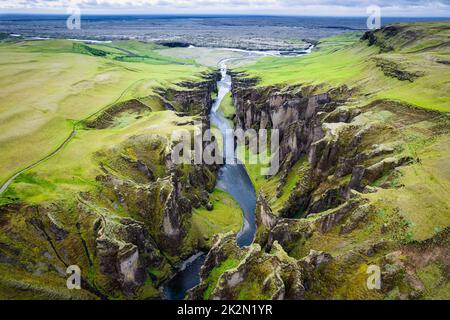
[{"left": 189, "top": 234, "right": 308, "bottom": 300}]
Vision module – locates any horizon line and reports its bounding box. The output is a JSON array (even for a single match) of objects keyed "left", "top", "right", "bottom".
[{"left": 1, "top": 12, "right": 450, "bottom": 19}]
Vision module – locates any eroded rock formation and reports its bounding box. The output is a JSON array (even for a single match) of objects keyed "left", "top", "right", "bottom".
[{"left": 0, "top": 72, "right": 220, "bottom": 299}]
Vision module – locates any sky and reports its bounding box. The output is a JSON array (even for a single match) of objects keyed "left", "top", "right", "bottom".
[{"left": 0, "top": 0, "right": 449, "bottom": 17}]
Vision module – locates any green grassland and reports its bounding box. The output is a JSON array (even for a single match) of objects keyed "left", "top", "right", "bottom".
[
  {"left": 366, "top": 133, "right": 450, "bottom": 241},
  {"left": 241, "top": 22, "right": 450, "bottom": 113},
  {"left": 0, "top": 39, "right": 207, "bottom": 186},
  {"left": 192, "top": 189, "right": 244, "bottom": 246},
  {"left": 1, "top": 110, "right": 197, "bottom": 205}
]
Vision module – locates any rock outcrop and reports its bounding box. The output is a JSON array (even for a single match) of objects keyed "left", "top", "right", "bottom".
[
  {"left": 158, "top": 72, "right": 220, "bottom": 116},
  {"left": 231, "top": 76, "right": 412, "bottom": 219},
  {"left": 95, "top": 216, "right": 165, "bottom": 296},
  {"left": 188, "top": 234, "right": 309, "bottom": 300},
  {"left": 255, "top": 193, "right": 312, "bottom": 253}
]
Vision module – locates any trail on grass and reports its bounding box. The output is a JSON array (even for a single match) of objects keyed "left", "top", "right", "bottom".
[
  {"left": 0, "top": 129, "right": 76, "bottom": 194},
  {"left": 0, "top": 79, "right": 144, "bottom": 195}
]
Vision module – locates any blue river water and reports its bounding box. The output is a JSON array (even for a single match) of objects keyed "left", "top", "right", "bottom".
[{"left": 162, "top": 61, "right": 257, "bottom": 300}]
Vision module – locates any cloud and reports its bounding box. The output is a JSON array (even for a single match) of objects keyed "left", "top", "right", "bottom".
[{"left": 0, "top": 0, "right": 449, "bottom": 16}]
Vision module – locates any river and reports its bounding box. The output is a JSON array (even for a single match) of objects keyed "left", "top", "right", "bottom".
[
  {"left": 161, "top": 45, "right": 315, "bottom": 299},
  {"left": 162, "top": 59, "right": 257, "bottom": 300}
]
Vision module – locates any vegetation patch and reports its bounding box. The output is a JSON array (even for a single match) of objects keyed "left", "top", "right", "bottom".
[
  {"left": 217, "top": 92, "right": 236, "bottom": 119},
  {"left": 72, "top": 43, "right": 109, "bottom": 57},
  {"left": 86, "top": 99, "right": 152, "bottom": 129},
  {"left": 193, "top": 189, "right": 244, "bottom": 246},
  {"left": 373, "top": 57, "right": 424, "bottom": 82},
  {"left": 203, "top": 258, "right": 240, "bottom": 300},
  {"left": 416, "top": 263, "right": 450, "bottom": 299}
]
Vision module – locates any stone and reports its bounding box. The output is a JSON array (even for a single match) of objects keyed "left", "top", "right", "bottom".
[{"left": 301, "top": 250, "right": 333, "bottom": 269}]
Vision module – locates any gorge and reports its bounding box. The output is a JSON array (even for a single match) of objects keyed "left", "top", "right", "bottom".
[
  {"left": 163, "top": 60, "right": 258, "bottom": 300},
  {"left": 0, "top": 20, "right": 448, "bottom": 301}
]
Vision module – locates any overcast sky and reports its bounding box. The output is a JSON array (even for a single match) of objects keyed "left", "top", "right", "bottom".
[{"left": 0, "top": 0, "right": 449, "bottom": 17}]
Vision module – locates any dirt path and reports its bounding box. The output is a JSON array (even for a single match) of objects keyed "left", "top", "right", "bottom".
[{"left": 0, "top": 129, "right": 76, "bottom": 194}]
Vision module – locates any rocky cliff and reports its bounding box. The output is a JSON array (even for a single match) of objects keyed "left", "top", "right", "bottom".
[
  {"left": 0, "top": 72, "right": 220, "bottom": 299},
  {"left": 188, "top": 233, "right": 311, "bottom": 300},
  {"left": 190, "top": 67, "right": 449, "bottom": 299},
  {"left": 158, "top": 72, "right": 220, "bottom": 116},
  {"left": 230, "top": 75, "right": 410, "bottom": 219}
]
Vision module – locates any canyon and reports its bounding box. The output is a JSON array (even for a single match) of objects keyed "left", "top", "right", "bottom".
[
  {"left": 0, "top": 21, "right": 449, "bottom": 300},
  {"left": 187, "top": 24, "right": 450, "bottom": 300}
]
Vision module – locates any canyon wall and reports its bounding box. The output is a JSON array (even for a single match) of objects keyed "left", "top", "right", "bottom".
[
  {"left": 0, "top": 72, "right": 220, "bottom": 299},
  {"left": 190, "top": 70, "right": 449, "bottom": 300}
]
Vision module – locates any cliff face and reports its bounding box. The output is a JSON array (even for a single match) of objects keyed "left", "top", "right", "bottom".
[
  {"left": 90, "top": 134, "right": 218, "bottom": 296},
  {"left": 233, "top": 79, "right": 353, "bottom": 166},
  {"left": 0, "top": 72, "right": 220, "bottom": 299},
  {"left": 158, "top": 72, "right": 220, "bottom": 116},
  {"left": 192, "top": 71, "right": 449, "bottom": 300},
  {"left": 231, "top": 76, "right": 397, "bottom": 218},
  {"left": 188, "top": 233, "right": 311, "bottom": 300}
]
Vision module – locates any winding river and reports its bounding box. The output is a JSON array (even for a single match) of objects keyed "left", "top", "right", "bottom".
[
  {"left": 212, "top": 61, "right": 258, "bottom": 248},
  {"left": 162, "top": 46, "right": 314, "bottom": 299},
  {"left": 162, "top": 59, "right": 257, "bottom": 300}
]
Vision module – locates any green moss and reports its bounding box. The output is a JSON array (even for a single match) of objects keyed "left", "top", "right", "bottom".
[
  {"left": 236, "top": 269, "right": 277, "bottom": 300},
  {"left": 240, "top": 144, "right": 278, "bottom": 194},
  {"left": 14, "top": 173, "right": 57, "bottom": 191},
  {"left": 366, "top": 135, "right": 450, "bottom": 241},
  {"left": 147, "top": 264, "right": 171, "bottom": 281},
  {"left": 271, "top": 157, "right": 310, "bottom": 213},
  {"left": 217, "top": 92, "right": 235, "bottom": 119},
  {"left": 237, "top": 281, "right": 273, "bottom": 300},
  {"left": 417, "top": 263, "right": 450, "bottom": 300},
  {"left": 192, "top": 189, "right": 244, "bottom": 246},
  {"left": 203, "top": 258, "right": 239, "bottom": 300}
]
